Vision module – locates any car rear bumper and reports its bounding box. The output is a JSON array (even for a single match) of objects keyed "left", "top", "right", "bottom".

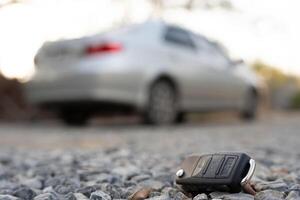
[{"left": 24, "top": 72, "right": 141, "bottom": 108}]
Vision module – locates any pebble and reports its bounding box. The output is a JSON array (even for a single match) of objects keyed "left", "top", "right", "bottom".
[
  {"left": 254, "top": 190, "right": 285, "bottom": 200},
  {"left": 254, "top": 179, "right": 288, "bottom": 192},
  {"left": 75, "top": 186, "right": 96, "bottom": 198},
  {"left": 173, "top": 191, "right": 190, "bottom": 200},
  {"left": 90, "top": 191, "right": 111, "bottom": 200},
  {"left": 0, "top": 195, "right": 19, "bottom": 200},
  {"left": 285, "top": 191, "right": 300, "bottom": 200},
  {"left": 22, "top": 178, "right": 43, "bottom": 190},
  {"left": 146, "top": 194, "right": 171, "bottom": 200},
  {"left": 33, "top": 193, "right": 59, "bottom": 200},
  {"left": 13, "top": 186, "right": 37, "bottom": 200},
  {"left": 209, "top": 192, "right": 254, "bottom": 200},
  {"left": 193, "top": 193, "right": 208, "bottom": 200},
  {"left": 73, "top": 193, "right": 89, "bottom": 200}
]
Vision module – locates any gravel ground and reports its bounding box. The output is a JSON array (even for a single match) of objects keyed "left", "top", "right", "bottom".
[{"left": 0, "top": 113, "right": 300, "bottom": 200}]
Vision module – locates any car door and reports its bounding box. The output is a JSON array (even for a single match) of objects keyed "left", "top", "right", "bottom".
[
  {"left": 202, "top": 42, "right": 246, "bottom": 109},
  {"left": 163, "top": 26, "right": 216, "bottom": 110}
]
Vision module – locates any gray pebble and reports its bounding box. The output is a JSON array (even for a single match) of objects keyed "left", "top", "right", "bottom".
[
  {"left": 33, "top": 193, "right": 59, "bottom": 200},
  {"left": 139, "top": 180, "right": 165, "bottom": 190},
  {"left": 90, "top": 191, "right": 111, "bottom": 200},
  {"left": 130, "top": 174, "right": 151, "bottom": 182},
  {"left": 22, "top": 178, "right": 42, "bottom": 190},
  {"left": 146, "top": 194, "right": 171, "bottom": 200},
  {"left": 65, "top": 193, "right": 77, "bottom": 200},
  {"left": 193, "top": 193, "right": 208, "bottom": 200},
  {"left": 209, "top": 192, "right": 254, "bottom": 200},
  {"left": 285, "top": 191, "right": 300, "bottom": 200},
  {"left": 54, "top": 185, "right": 76, "bottom": 195},
  {"left": 73, "top": 193, "right": 89, "bottom": 200},
  {"left": 254, "top": 179, "right": 289, "bottom": 192},
  {"left": 149, "top": 191, "right": 162, "bottom": 198},
  {"left": 13, "top": 186, "right": 37, "bottom": 200},
  {"left": 100, "top": 184, "right": 123, "bottom": 199},
  {"left": 174, "top": 191, "right": 190, "bottom": 200},
  {"left": 161, "top": 187, "right": 178, "bottom": 198},
  {"left": 254, "top": 190, "right": 285, "bottom": 200},
  {"left": 75, "top": 186, "right": 96, "bottom": 198},
  {"left": 0, "top": 195, "right": 19, "bottom": 200}
]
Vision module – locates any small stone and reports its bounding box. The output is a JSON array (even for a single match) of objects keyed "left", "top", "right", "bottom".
[
  {"left": 139, "top": 180, "right": 165, "bottom": 190},
  {"left": 289, "top": 184, "right": 300, "bottom": 191},
  {"left": 129, "top": 188, "right": 153, "bottom": 200},
  {"left": 112, "top": 166, "right": 139, "bottom": 180},
  {"left": 13, "top": 186, "right": 37, "bottom": 200},
  {"left": 100, "top": 184, "right": 123, "bottom": 199},
  {"left": 22, "top": 178, "right": 43, "bottom": 189},
  {"left": 174, "top": 192, "right": 190, "bottom": 200},
  {"left": 65, "top": 193, "right": 77, "bottom": 200},
  {"left": 0, "top": 195, "right": 19, "bottom": 200},
  {"left": 0, "top": 188, "right": 14, "bottom": 196},
  {"left": 146, "top": 194, "right": 171, "bottom": 200},
  {"left": 193, "top": 193, "right": 208, "bottom": 200},
  {"left": 95, "top": 174, "right": 119, "bottom": 184},
  {"left": 73, "top": 193, "right": 89, "bottom": 200},
  {"left": 90, "top": 191, "right": 111, "bottom": 200},
  {"left": 209, "top": 192, "right": 229, "bottom": 199},
  {"left": 33, "top": 193, "right": 59, "bottom": 200},
  {"left": 44, "top": 178, "right": 62, "bottom": 188},
  {"left": 154, "top": 174, "right": 173, "bottom": 186},
  {"left": 254, "top": 190, "right": 285, "bottom": 200},
  {"left": 161, "top": 187, "right": 178, "bottom": 198},
  {"left": 76, "top": 186, "right": 97, "bottom": 198},
  {"left": 254, "top": 179, "right": 288, "bottom": 192},
  {"left": 209, "top": 192, "right": 254, "bottom": 200},
  {"left": 54, "top": 185, "right": 75, "bottom": 194},
  {"left": 130, "top": 174, "right": 151, "bottom": 183},
  {"left": 43, "top": 187, "right": 57, "bottom": 194},
  {"left": 286, "top": 191, "right": 300, "bottom": 200},
  {"left": 149, "top": 191, "right": 161, "bottom": 198}
]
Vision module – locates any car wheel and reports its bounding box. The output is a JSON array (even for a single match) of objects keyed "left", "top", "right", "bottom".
[
  {"left": 60, "top": 110, "right": 89, "bottom": 126},
  {"left": 240, "top": 89, "right": 258, "bottom": 120},
  {"left": 144, "top": 80, "right": 178, "bottom": 125}
]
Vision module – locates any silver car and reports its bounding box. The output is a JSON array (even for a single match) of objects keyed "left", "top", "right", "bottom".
[{"left": 25, "top": 21, "right": 261, "bottom": 125}]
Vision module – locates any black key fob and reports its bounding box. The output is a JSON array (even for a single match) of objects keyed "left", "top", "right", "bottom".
[{"left": 175, "top": 152, "right": 256, "bottom": 194}]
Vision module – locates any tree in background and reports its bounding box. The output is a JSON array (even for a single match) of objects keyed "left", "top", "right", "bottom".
[{"left": 252, "top": 61, "right": 300, "bottom": 109}]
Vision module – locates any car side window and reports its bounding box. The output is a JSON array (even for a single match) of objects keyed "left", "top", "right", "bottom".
[
  {"left": 206, "top": 42, "right": 231, "bottom": 66},
  {"left": 164, "top": 26, "right": 196, "bottom": 50}
]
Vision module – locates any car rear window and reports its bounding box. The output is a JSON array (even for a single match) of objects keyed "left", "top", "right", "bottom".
[{"left": 164, "top": 26, "right": 196, "bottom": 50}]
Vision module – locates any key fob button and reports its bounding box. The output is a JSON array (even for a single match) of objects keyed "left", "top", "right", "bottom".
[
  {"left": 202, "top": 155, "right": 225, "bottom": 178},
  {"left": 192, "top": 155, "right": 212, "bottom": 177},
  {"left": 218, "top": 156, "right": 238, "bottom": 178}
]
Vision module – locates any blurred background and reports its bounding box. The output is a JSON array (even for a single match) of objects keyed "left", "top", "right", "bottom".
[{"left": 0, "top": 0, "right": 300, "bottom": 124}]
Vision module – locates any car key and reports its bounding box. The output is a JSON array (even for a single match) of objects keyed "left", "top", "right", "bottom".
[{"left": 175, "top": 152, "right": 256, "bottom": 195}]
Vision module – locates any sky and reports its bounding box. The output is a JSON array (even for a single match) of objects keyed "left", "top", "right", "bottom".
[{"left": 0, "top": 0, "right": 299, "bottom": 80}]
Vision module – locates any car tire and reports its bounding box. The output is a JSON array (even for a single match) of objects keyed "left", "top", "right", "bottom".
[
  {"left": 144, "top": 80, "right": 178, "bottom": 125},
  {"left": 60, "top": 110, "right": 89, "bottom": 126},
  {"left": 240, "top": 89, "right": 258, "bottom": 120}
]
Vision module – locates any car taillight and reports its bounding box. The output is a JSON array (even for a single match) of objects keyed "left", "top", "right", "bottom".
[{"left": 86, "top": 42, "right": 122, "bottom": 55}]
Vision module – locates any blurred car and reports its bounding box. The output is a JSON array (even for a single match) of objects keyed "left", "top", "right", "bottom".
[{"left": 25, "top": 21, "right": 261, "bottom": 125}]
